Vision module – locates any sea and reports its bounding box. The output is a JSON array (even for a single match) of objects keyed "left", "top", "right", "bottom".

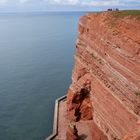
[{"left": 0, "top": 12, "right": 85, "bottom": 140}]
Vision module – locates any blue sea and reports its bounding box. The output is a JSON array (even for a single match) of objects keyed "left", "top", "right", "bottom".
[{"left": 0, "top": 12, "right": 85, "bottom": 140}]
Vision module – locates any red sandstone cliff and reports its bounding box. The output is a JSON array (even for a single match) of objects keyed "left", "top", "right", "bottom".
[{"left": 67, "top": 11, "right": 140, "bottom": 140}]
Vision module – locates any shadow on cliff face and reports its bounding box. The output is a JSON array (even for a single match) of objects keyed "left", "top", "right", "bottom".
[
  {"left": 72, "top": 88, "right": 90, "bottom": 103},
  {"left": 67, "top": 79, "right": 93, "bottom": 122},
  {"left": 73, "top": 88, "right": 90, "bottom": 121},
  {"left": 79, "top": 134, "right": 87, "bottom": 140},
  {"left": 70, "top": 87, "right": 93, "bottom": 122}
]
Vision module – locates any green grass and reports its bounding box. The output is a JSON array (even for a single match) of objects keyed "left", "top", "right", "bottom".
[
  {"left": 112, "top": 10, "right": 140, "bottom": 19},
  {"left": 108, "top": 10, "right": 140, "bottom": 28}
]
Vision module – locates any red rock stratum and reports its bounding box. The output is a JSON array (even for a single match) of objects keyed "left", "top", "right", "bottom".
[{"left": 66, "top": 10, "right": 140, "bottom": 140}]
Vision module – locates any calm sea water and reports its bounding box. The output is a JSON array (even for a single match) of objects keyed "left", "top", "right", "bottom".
[{"left": 0, "top": 12, "right": 85, "bottom": 140}]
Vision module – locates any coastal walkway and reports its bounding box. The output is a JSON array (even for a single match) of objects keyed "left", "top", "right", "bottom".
[
  {"left": 45, "top": 95, "right": 107, "bottom": 140},
  {"left": 45, "top": 95, "right": 67, "bottom": 140}
]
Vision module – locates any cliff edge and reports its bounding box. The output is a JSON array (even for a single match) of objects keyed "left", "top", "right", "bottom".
[{"left": 66, "top": 10, "right": 140, "bottom": 140}]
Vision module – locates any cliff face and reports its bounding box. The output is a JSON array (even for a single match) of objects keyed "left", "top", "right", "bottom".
[{"left": 67, "top": 11, "right": 140, "bottom": 140}]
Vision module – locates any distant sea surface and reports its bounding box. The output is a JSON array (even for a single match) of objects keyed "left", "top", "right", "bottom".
[{"left": 0, "top": 12, "right": 85, "bottom": 140}]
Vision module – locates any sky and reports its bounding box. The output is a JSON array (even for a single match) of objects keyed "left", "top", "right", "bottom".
[{"left": 0, "top": 0, "right": 139, "bottom": 12}]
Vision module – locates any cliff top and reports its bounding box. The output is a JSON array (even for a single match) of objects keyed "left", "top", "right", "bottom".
[
  {"left": 86, "top": 10, "right": 140, "bottom": 20},
  {"left": 84, "top": 10, "right": 140, "bottom": 31},
  {"left": 112, "top": 10, "right": 140, "bottom": 19}
]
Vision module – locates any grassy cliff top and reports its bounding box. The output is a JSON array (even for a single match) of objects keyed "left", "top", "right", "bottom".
[{"left": 112, "top": 10, "right": 140, "bottom": 19}]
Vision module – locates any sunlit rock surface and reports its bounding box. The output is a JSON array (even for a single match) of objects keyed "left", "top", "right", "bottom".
[{"left": 66, "top": 11, "right": 140, "bottom": 140}]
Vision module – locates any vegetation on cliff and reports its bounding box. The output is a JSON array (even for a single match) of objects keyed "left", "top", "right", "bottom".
[
  {"left": 107, "top": 10, "right": 140, "bottom": 28},
  {"left": 112, "top": 10, "right": 140, "bottom": 19}
]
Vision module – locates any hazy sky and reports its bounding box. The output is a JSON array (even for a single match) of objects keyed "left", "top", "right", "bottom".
[{"left": 0, "top": 0, "right": 139, "bottom": 12}]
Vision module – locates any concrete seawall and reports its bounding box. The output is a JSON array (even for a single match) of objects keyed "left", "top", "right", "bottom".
[{"left": 45, "top": 95, "right": 67, "bottom": 140}]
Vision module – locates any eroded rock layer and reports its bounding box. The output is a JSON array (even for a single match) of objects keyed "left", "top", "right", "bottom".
[{"left": 67, "top": 11, "right": 140, "bottom": 140}]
